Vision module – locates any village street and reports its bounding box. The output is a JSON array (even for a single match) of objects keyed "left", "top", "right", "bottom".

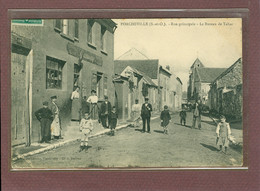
[{"left": 12, "top": 112, "right": 243, "bottom": 169}]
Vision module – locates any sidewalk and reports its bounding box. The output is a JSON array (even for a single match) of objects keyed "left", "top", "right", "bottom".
[{"left": 12, "top": 115, "right": 160, "bottom": 161}]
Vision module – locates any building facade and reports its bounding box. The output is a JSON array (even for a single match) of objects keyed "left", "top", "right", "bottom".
[
  {"left": 11, "top": 19, "right": 117, "bottom": 146},
  {"left": 208, "top": 58, "right": 242, "bottom": 119}
]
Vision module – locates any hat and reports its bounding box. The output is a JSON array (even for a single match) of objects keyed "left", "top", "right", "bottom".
[
  {"left": 104, "top": 95, "right": 108, "bottom": 99},
  {"left": 43, "top": 101, "right": 48, "bottom": 106},
  {"left": 164, "top": 105, "right": 168, "bottom": 109},
  {"left": 91, "top": 90, "right": 96, "bottom": 93},
  {"left": 220, "top": 115, "right": 226, "bottom": 119},
  {"left": 145, "top": 97, "right": 149, "bottom": 101},
  {"left": 51, "top": 95, "right": 57, "bottom": 99}
]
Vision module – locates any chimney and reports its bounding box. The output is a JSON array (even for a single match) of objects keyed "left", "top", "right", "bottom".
[{"left": 166, "top": 65, "right": 170, "bottom": 71}]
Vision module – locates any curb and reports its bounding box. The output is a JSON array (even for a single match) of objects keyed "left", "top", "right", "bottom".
[{"left": 12, "top": 116, "right": 159, "bottom": 161}]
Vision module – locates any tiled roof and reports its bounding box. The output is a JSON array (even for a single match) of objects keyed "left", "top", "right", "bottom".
[
  {"left": 114, "top": 59, "right": 159, "bottom": 79},
  {"left": 196, "top": 67, "right": 227, "bottom": 83}
]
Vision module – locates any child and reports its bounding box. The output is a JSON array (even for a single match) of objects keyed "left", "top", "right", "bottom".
[
  {"left": 79, "top": 113, "right": 94, "bottom": 152},
  {"left": 109, "top": 106, "right": 118, "bottom": 136},
  {"left": 179, "top": 108, "right": 187, "bottom": 126},
  {"left": 35, "top": 101, "right": 53, "bottom": 143},
  {"left": 216, "top": 115, "right": 231, "bottom": 154},
  {"left": 160, "top": 105, "right": 171, "bottom": 134}
]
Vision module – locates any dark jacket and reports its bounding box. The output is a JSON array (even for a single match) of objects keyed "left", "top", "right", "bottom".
[
  {"left": 141, "top": 103, "right": 153, "bottom": 118},
  {"left": 160, "top": 110, "right": 171, "bottom": 127},
  {"left": 35, "top": 107, "right": 53, "bottom": 121},
  {"left": 179, "top": 111, "right": 187, "bottom": 118},
  {"left": 100, "top": 101, "right": 112, "bottom": 117}
]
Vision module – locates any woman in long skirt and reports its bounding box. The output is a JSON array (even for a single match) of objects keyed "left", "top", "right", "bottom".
[{"left": 71, "top": 86, "right": 81, "bottom": 121}]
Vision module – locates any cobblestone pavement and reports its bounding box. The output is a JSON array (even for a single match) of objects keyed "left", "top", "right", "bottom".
[{"left": 12, "top": 112, "right": 243, "bottom": 169}]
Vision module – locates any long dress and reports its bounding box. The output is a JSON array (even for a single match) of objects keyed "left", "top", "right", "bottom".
[
  {"left": 50, "top": 102, "right": 61, "bottom": 137},
  {"left": 71, "top": 91, "right": 80, "bottom": 120}
]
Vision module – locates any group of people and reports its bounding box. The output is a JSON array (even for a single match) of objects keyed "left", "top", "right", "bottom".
[
  {"left": 36, "top": 88, "right": 232, "bottom": 154},
  {"left": 35, "top": 95, "right": 63, "bottom": 143}
]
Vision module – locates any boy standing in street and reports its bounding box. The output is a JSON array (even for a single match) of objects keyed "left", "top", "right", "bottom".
[
  {"left": 35, "top": 101, "right": 53, "bottom": 143},
  {"left": 179, "top": 108, "right": 187, "bottom": 126},
  {"left": 109, "top": 106, "right": 118, "bottom": 136},
  {"left": 160, "top": 105, "right": 171, "bottom": 134},
  {"left": 216, "top": 115, "right": 232, "bottom": 154},
  {"left": 79, "top": 113, "right": 94, "bottom": 152}
]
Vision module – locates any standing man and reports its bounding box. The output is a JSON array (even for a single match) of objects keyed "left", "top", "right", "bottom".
[
  {"left": 50, "top": 95, "right": 63, "bottom": 139},
  {"left": 100, "top": 95, "right": 111, "bottom": 128},
  {"left": 35, "top": 101, "right": 53, "bottom": 143},
  {"left": 192, "top": 100, "right": 202, "bottom": 129},
  {"left": 141, "top": 97, "right": 153, "bottom": 133}
]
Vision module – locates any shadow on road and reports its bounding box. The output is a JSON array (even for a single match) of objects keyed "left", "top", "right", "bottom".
[
  {"left": 201, "top": 120, "right": 216, "bottom": 126},
  {"left": 200, "top": 143, "right": 219, "bottom": 152},
  {"left": 174, "top": 123, "right": 192, "bottom": 129},
  {"left": 153, "top": 130, "right": 164, "bottom": 134},
  {"left": 229, "top": 143, "right": 243, "bottom": 154},
  {"left": 135, "top": 129, "right": 143, "bottom": 132}
]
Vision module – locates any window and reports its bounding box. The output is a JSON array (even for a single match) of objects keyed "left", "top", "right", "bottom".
[
  {"left": 74, "top": 19, "right": 79, "bottom": 39},
  {"left": 73, "top": 64, "right": 81, "bottom": 88},
  {"left": 101, "top": 26, "right": 107, "bottom": 52},
  {"left": 91, "top": 72, "right": 103, "bottom": 98},
  {"left": 87, "top": 19, "right": 95, "bottom": 45},
  {"left": 46, "top": 56, "right": 65, "bottom": 89},
  {"left": 103, "top": 76, "right": 108, "bottom": 96},
  {"left": 62, "top": 19, "right": 69, "bottom": 35}
]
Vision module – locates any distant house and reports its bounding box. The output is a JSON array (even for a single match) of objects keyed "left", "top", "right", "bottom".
[
  {"left": 113, "top": 65, "right": 158, "bottom": 120},
  {"left": 115, "top": 59, "right": 172, "bottom": 111},
  {"left": 187, "top": 58, "right": 226, "bottom": 105},
  {"left": 208, "top": 58, "right": 242, "bottom": 119},
  {"left": 169, "top": 72, "right": 183, "bottom": 111}
]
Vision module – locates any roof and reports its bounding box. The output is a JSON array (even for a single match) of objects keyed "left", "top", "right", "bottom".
[
  {"left": 136, "top": 69, "right": 158, "bottom": 87},
  {"left": 159, "top": 65, "right": 172, "bottom": 76},
  {"left": 191, "top": 58, "right": 204, "bottom": 69},
  {"left": 116, "top": 48, "right": 149, "bottom": 60},
  {"left": 196, "top": 67, "right": 227, "bottom": 83},
  {"left": 212, "top": 58, "right": 242, "bottom": 83},
  {"left": 114, "top": 59, "right": 159, "bottom": 79}
]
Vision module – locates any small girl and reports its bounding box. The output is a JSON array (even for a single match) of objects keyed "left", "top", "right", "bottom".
[
  {"left": 109, "top": 106, "right": 118, "bottom": 136},
  {"left": 216, "top": 115, "right": 231, "bottom": 154},
  {"left": 160, "top": 105, "right": 171, "bottom": 134},
  {"left": 79, "top": 113, "right": 94, "bottom": 152}
]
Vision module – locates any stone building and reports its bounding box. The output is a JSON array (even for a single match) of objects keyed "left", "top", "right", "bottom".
[
  {"left": 11, "top": 19, "right": 117, "bottom": 146},
  {"left": 208, "top": 58, "right": 242, "bottom": 119},
  {"left": 187, "top": 58, "right": 226, "bottom": 105}
]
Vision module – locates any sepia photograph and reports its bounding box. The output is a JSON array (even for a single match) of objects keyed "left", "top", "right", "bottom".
[{"left": 10, "top": 18, "right": 243, "bottom": 169}]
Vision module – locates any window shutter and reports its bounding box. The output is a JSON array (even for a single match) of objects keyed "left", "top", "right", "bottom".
[
  {"left": 55, "top": 19, "right": 62, "bottom": 30},
  {"left": 75, "top": 19, "right": 79, "bottom": 39}
]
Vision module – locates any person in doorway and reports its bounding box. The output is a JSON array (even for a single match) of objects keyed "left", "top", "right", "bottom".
[
  {"left": 100, "top": 95, "right": 112, "bottom": 128},
  {"left": 192, "top": 100, "right": 202, "bottom": 129},
  {"left": 131, "top": 99, "right": 141, "bottom": 127},
  {"left": 109, "top": 106, "right": 118, "bottom": 136},
  {"left": 160, "top": 105, "right": 171, "bottom": 134},
  {"left": 179, "top": 108, "right": 187, "bottom": 126},
  {"left": 87, "top": 90, "right": 99, "bottom": 119},
  {"left": 141, "top": 97, "right": 153, "bottom": 133},
  {"left": 35, "top": 101, "right": 53, "bottom": 143},
  {"left": 71, "top": 86, "right": 81, "bottom": 121},
  {"left": 79, "top": 113, "right": 94, "bottom": 152},
  {"left": 50, "top": 95, "right": 63, "bottom": 139},
  {"left": 216, "top": 115, "right": 232, "bottom": 154}
]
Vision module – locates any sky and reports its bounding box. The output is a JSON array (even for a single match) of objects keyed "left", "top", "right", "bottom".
[{"left": 113, "top": 18, "right": 242, "bottom": 91}]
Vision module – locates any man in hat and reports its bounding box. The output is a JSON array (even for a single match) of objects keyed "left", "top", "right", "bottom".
[
  {"left": 141, "top": 97, "right": 153, "bottom": 133},
  {"left": 87, "top": 90, "right": 99, "bottom": 119},
  {"left": 35, "top": 101, "right": 53, "bottom": 143},
  {"left": 50, "top": 95, "right": 63, "bottom": 139},
  {"left": 100, "top": 95, "right": 111, "bottom": 128}
]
